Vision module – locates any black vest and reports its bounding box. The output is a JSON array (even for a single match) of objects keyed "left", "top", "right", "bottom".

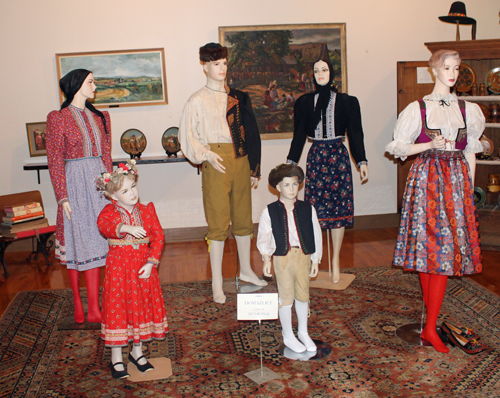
[{"left": 268, "top": 200, "right": 315, "bottom": 256}]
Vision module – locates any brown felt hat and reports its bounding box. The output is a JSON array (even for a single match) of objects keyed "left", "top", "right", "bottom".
[
  {"left": 268, "top": 163, "right": 304, "bottom": 188},
  {"left": 199, "top": 43, "right": 228, "bottom": 62}
]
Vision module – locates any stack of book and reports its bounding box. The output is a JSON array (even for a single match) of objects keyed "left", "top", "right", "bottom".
[{"left": 0, "top": 202, "right": 49, "bottom": 238}]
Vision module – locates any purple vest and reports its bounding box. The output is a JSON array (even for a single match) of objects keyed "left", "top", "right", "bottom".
[{"left": 417, "top": 99, "right": 467, "bottom": 150}]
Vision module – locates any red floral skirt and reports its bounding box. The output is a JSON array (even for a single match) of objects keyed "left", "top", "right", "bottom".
[
  {"left": 101, "top": 244, "right": 168, "bottom": 346},
  {"left": 393, "top": 150, "right": 482, "bottom": 276}
]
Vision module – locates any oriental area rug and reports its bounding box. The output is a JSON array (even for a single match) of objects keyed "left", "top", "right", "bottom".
[{"left": 2, "top": 266, "right": 500, "bottom": 398}]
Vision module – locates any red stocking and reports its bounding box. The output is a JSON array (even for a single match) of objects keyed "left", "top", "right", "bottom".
[
  {"left": 68, "top": 269, "right": 85, "bottom": 323},
  {"left": 420, "top": 273, "right": 449, "bottom": 353},
  {"left": 418, "top": 272, "right": 431, "bottom": 307},
  {"left": 84, "top": 268, "right": 102, "bottom": 323}
]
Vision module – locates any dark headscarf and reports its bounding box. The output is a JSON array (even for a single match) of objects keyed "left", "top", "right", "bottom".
[
  {"left": 312, "top": 58, "right": 337, "bottom": 135},
  {"left": 59, "top": 69, "right": 108, "bottom": 134}
]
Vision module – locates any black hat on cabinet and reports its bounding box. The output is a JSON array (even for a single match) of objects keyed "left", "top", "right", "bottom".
[{"left": 439, "top": 2, "right": 476, "bottom": 25}]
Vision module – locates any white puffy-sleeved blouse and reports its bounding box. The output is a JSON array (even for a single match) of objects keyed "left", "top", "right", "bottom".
[{"left": 385, "top": 93, "right": 485, "bottom": 161}]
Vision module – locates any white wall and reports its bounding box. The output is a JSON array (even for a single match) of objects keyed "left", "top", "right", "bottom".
[{"left": 1, "top": 0, "right": 498, "bottom": 228}]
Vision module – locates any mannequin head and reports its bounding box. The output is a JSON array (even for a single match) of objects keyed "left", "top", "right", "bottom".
[
  {"left": 429, "top": 50, "right": 461, "bottom": 89},
  {"left": 59, "top": 69, "right": 93, "bottom": 108},
  {"left": 203, "top": 59, "right": 227, "bottom": 82},
  {"left": 312, "top": 58, "right": 335, "bottom": 90},
  {"left": 77, "top": 73, "right": 96, "bottom": 101},
  {"left": 97, "top": 160, "right": 138, "bottom": 208},
  {"left": 313, "top": 60, "right": 330, "bottom": 86},
  {"left": 200, "top": 43, "right": 228, "bottom": 83},
  {"left": 429, "top": 49, "right": 461, "bottom": 69},
  {"left": 59, "top": 68, "right": 108, "bottom": 133},
  {"left": 269, "top": 163, "right": 304, "bottom": 189}
]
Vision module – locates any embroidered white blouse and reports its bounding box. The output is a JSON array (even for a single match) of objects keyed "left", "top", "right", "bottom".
[
  {"left": 257, "top": 203, "right": 323, "bottom": 264},
  {"left": 178, "top": 86, "right": 233, "bottom": 164},
  {"left": 385, "top": 93, "right": 485, "bottom": 161}
]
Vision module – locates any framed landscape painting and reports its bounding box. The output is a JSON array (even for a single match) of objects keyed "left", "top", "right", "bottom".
[
  {"left": 219, "top": 23, "right": 346, "bottom": 139},
  {"left": 56, "top": 48, "right": 168, "bottom": 108}
]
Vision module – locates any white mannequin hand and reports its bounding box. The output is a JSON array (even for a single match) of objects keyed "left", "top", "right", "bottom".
[
  {"left": 251, "top": 176, "right": 259, "bottom": 188},
  {"left": 138, "top": 263, "right": 154, "bottom": 279},
  {"left": 263, "top": 255, "right": 272, "bottom": 277},
  {"left": 62, "top": 201, "right": 72, "bottom": 221},
  {"left": 360, "top": 164, "right": 369, "bottom": 183},
  {"left": 310, "top": 261, "right": 319, "bottom": 278},
  {"left": 431, "top": 135, "right": 446, "bottom": 149},
  {"left": 120, "top": 225, "right": 147, "bottom": 238},
  {"left": 206, "top": 150, "right": 226, "bottom": 173}
]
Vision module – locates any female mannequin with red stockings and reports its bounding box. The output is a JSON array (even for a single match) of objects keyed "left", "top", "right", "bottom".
[
  {"left": 47, "top": 69, "right": 112, "bottom": 324},
  {"left": 386, "top": 50, "right": 485, "bottom": 353}
]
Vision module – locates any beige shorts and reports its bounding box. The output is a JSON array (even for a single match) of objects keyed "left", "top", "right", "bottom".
[{"left": 273, "top": 247, "right": 311, "bottom": 306}]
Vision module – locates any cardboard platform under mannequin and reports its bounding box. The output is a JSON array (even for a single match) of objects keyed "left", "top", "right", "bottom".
[
  {"left": 127, "top": 357, "right": 172, "bottom": 382},
  {"left": 309, "top": 271, "right": 355, "bottom": 290}
]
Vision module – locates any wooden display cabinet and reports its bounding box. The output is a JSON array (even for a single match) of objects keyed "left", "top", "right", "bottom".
[{"left": 396, "top": 39, "right": 500, "bottom": 250}]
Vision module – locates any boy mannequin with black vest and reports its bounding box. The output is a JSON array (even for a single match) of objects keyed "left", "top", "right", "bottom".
[{"left": 257, "top": 164, "right": 322, "bottom": 353}]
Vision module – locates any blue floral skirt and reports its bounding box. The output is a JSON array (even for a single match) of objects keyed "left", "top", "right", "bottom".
[{"left": 305, "top": 139, "right": 353, "bottom": 229}]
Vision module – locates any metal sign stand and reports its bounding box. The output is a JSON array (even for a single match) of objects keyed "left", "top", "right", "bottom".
[{"left": 244, "top": 318, "right": 279, "bottom": 384}]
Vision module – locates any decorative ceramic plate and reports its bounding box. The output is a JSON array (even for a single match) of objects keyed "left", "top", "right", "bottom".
[
  {"left": 480, "top": 135, "right": 494, "bottom": 156},
  {"left": 120, "top": 129, "right": 147, "bottom": 156},
  {"left": 473, "top": 187, "right": 486, "bottom": 208},
  {"left": 456, "top": 63, "right": 476, "bottom": 93},
  {"left": 485, "top": 67, "right": 500, "bottom": 94},
  {"left": 162, "top": 127, "right": 181, "bottom": 156}
]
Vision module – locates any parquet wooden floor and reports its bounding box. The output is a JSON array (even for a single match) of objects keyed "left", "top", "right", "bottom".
[{"left": 0, "top": 227, "right": 498, "bottom": 316}]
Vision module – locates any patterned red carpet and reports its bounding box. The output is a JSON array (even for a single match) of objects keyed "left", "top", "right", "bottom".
[{"left": 1, "top": 267, "right": 500, "bottom": 397}]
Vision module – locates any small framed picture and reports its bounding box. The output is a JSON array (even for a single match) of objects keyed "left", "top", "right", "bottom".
[{"left": 26, "top": 122, "right": 47, "bottom": 157}]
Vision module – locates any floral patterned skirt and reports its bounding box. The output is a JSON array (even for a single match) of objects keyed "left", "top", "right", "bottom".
[
  {"left": 305, "top": 139, "right": 353, "bottom": 229},
  {"left": 101, "top": 245, "right": 168, "bottom": 347},
  {"left": 393, "top": 149, "right": 482, "bottom": 276}
]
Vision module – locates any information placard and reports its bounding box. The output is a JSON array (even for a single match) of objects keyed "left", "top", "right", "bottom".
[
  {"left": 237, "top": 293, "right": 279, "bottom": 321},
  {"left": 417, "top": 67, "right": 434, "bottom": 84}
]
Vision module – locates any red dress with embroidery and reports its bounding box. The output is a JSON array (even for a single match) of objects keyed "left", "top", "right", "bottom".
[{"left": 98, "top": 202, "right": 168, "bottom": 346}]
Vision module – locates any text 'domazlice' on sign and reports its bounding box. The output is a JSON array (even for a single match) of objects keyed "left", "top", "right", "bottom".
[{"left": 237, "top": 293, "right": 279, "bottom": 321}]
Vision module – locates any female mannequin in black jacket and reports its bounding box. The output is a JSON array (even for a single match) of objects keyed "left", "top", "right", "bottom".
[{"left": 287, "top": 58, "right": 368, "bottom": 283}]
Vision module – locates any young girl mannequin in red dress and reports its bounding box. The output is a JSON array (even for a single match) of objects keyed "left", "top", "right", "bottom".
[{"left": 97, "top": 160, "right": 168, "bottom": 379}]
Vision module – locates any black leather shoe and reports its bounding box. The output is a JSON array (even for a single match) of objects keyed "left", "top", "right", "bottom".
[
  {"left": 128, "top": 353, "right": 154, "bottom": 372},
  {"left": 109, "top": 361, "right": 130, "bottom": 379}
]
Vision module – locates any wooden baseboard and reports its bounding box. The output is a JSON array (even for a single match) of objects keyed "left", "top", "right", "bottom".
[
  {"left": 5, "top": 213, "right": 402, "bottom": 251},
  {"left": 164, "top": 213, "right": 401, "bottom": 243}
]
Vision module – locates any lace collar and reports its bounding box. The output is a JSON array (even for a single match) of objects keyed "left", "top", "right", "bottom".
[{"left": 423, "top": 92, "right": 458, "bottom": 102}]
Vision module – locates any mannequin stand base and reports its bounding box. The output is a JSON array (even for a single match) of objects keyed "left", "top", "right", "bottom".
[
  {"left": 279, "top": 340, "right": 332, "bottom": 361},
  {"left": 58, "top": 316, "right": 100, "bottom": 330},
  {"left": 396, "top": 323, "right": 444, "bottom": 346},
  {"left": 309, "top": 272, "right": 355, "bottom": 290},
  {"left": 127, "top": 357, "right": 172, "bottom": 382},
  {"left": 223, "top": 280, "right": 264, "bottom": 294},
  {"left": 244, "top": 367, "right": 279, "bottom": 384}
]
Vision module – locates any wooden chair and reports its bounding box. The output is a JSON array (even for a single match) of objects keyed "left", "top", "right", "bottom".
[{"left": 0, "top": 191, "right": 56, "bottom": 276}]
